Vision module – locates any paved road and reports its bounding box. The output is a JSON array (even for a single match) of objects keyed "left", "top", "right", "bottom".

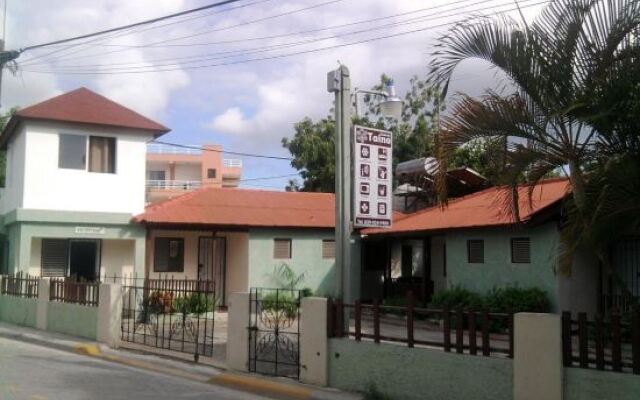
[{"left": 0, "top": 337, "right": 271, "bottom": 400}]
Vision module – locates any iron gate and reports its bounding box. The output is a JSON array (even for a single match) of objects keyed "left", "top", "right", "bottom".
[
  {"left": 248, "top": 288, "right": 301, "bottom": 379},
  {"left": 120, "top": 277, "right": 217, "bottom": 362}
]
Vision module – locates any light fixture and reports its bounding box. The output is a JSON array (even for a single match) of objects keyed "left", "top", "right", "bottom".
[{"left": 379, "top": 79, "right": 403, "bottom": 121}]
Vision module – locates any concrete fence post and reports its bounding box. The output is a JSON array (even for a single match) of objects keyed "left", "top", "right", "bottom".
[
  {"left": 96, "top": 283, "right": 122, "bottom": 348},
  {"left": 514, "top": 313, "right": 563, "bottom": 400},
  {"left": 226, "top": 292, "right": 250, "bottom": 371},
  {"left": 36, "top": 278, "right": 49, "bottom": 330},
  {"left": 300, "top": 297, "right": 328, "bottom": 386}
]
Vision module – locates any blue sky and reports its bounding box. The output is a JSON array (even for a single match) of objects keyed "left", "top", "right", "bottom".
[{"left": 1, "top": 0, "right": 545, "bottom": 190}]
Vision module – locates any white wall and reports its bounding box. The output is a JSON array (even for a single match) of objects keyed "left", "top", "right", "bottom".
[
  {"left": 101, "top": 239, "right": 135, "bottom": 278},
  {"left": 15, "top": 121, "right": 152, "bottom": 215},
  {"left": 1, "top": 124, "right": 27, "bottom": 214},
  {"left": 173, "top": 163, "right": 200, "bottom": 181}
]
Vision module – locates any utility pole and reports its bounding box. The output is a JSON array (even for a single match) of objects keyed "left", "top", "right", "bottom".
[{"left": 327, "top": 65, "right": 360, "bottom": 304}]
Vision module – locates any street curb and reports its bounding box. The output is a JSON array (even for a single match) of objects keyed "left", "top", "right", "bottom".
[{"left": 210, "top": 373, "right": 313, "bottom": 400}]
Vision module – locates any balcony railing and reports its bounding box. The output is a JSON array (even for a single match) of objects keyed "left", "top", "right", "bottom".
[
  {"left": 223, "top": 158, "right": 243, "bottom": 168},
  {"left": 146, "top": 180, "right": 201, "bottom": 190},
  {"left": 147, "top": 143, "right": 202, "bottom": 155}
]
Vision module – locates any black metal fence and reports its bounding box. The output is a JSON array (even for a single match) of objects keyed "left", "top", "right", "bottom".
[
  {"left": 248, "top": 288, "right": 301, "bottom": 379},
  {"left": 0, "top": 273, "right": 39, "bottom": 298},
  {"left": 120, "top": 276, "right": 218, "bottom": 362}
]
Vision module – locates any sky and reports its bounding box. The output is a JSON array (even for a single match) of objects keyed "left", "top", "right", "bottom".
[{"left": 1, "top": 0, "right": 545, "bottom": 190}]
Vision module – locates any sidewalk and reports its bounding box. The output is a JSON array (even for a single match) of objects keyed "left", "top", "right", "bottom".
[{"left": 0, "top": 322, "right": 360, "bottom": 400}]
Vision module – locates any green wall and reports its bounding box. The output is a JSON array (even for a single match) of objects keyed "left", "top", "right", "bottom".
[
  {"left": 0, "top": 295, "right": 37, "bottom": 327},
  {"left": 446, "top": 223, "right": 560, "bottom": 308},
  {"left": 248, "top": 229, "right": 336, "bottom": 296},
  {"left": 46, "top": 302, "right": 98, "bottom": 340},
  {"left": 329, "top": 339, "right": 512, "bottom": 400},
  {"left": 564, "top": 368, "right": 640, "bottom": 400}
]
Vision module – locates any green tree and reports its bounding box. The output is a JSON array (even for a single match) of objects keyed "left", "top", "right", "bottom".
[
  {"left": 282, "top": 117, "right": 336, "bottom": 192},
  {"left": 429, "top": 0, "right": 640, "bottom": 299}
]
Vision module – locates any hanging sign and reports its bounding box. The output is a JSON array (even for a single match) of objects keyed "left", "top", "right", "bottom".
[{"left": 353, "top": 125, "right": 393, "bottom": 228}]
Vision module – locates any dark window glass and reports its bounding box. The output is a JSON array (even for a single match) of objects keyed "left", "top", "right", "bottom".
[
  {"left": 154, "top": 237, "right": 184, "bottom": 272},
  {"left": 59, "top": 134, "right": 87, "bottom": 170},
  {"left": 207, "top": 168, "right": 217, "bottom": 179}
]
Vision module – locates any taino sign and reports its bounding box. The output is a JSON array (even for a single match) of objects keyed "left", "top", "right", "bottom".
[{"left": 353, "top": 125, "right": 392, "bottom": 228}]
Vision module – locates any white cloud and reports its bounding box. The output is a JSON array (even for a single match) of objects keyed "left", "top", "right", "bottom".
[{"left": 208, "top": 107, "right": 250, "bottom": 134}]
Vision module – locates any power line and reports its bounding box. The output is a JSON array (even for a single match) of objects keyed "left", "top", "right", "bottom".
[
  {"left": 152, "top": 141, "right": 293, "bottom": 161},
  {"left": 26, "top": 0, "right": 529, "bottom": 71},
  {"left": 20, "top": 0, "right": 346, "bottom": 67},
  {"left": 19, "top": 0, "right": 246, "bottom": 52},
  {"left": 21, "top": 0, "right": 549, "bottom": 75},
  {"left": 240, "top": 173, "right": 300, "bottom": 182},
  {"left": 18, "top": 0, "right": 277, "bottom": 65}
]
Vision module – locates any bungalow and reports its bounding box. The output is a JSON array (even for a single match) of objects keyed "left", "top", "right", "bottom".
[
  {"left": 361, "top": 178, "right": 607, "bottom": 314},
  {"left": 133, "top": 187, "right": 337, "bottom": 305}
]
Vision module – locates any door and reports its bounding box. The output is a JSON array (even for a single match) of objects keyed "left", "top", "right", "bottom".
[
  {"left": 69, "top": 240, "right": 100, "bottom": 281},
  {"left": 198, "top": 237, "right": 226, "bottom": 306}
]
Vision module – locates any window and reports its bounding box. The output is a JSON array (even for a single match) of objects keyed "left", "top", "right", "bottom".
[
  {"left": 89, "top": 136, "right": 116, "bottom": 173},
  {"left": 273, "top": 239, "right": 292, "bottom": 259},
  {"left": 59, "top": 134, "right": 87, "bottom": 170},
  {"left": 322, "top": 240, "right": 335, "bottom": 259},
  {"left": 41, "top": 239, "right": 69, "bottom": 277},
  {"left": 511, "top": 238, "right": 531, "bottom": 263},
  {"left": 467, "top": 240, "right": 485, "bottom": 263},
  {"left": 207, "top": 168, "right": 217, "bottom": 179},
  {"left": 154, "top": 238, "right": 184, "bottom": 272}
]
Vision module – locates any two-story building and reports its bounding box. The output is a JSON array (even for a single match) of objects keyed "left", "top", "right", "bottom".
[
  {"left": 0, "top": 87, "right": 168, "bottom": 280},
  {"left": 145, "top": 143, "right": 243, "bottom": 204}
]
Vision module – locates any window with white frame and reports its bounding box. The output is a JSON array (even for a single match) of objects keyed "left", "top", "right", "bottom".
[{"left": 58, "top": 134, "right": 116, "bottom": 173}]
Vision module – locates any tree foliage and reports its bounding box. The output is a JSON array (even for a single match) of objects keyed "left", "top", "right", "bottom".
[
  {"left": 429, "top": 0, "right": 640, "bottom": 299},
  {"left": 282, "top": 75, "right": 500, "bottom": 192}
]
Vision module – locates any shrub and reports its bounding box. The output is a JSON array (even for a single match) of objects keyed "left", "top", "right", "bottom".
[
  {"left": 483, "top": 287, "right": 550, "bottom": 314},
  {"left": 431, "top": 285, "right": 484, "bottom": 310},
  {"left": 261, "top": 292, "right": 300, "bottom": 319},
  {"left": 363, "top": 383, "right": 394, "bottom": 400},
  {"left": 174, "top": 293, "right": 216, "bottom": 315}
]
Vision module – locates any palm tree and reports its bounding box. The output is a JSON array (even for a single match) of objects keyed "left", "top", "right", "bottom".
[{"left": 428, "top": 0, "right": 640, "bottom": 301}]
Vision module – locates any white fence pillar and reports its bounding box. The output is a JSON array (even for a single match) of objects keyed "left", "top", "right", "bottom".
[
  {"left": 96, "top": 283, "right": 122, "bottom": 348},
  {"left": 226, "top": 292, "right": 250, "bottom": 371},
  {"left": 36, "top": 279, "right": 49, "bottom": 330},
  {"left": 514, "top": 313, "right": 563, "bottom": 400},
  {"left": 300, "top": 297, "right": 328, "bottom": 386}
]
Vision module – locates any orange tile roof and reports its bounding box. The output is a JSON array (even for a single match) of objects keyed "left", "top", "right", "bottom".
[
  {"left": 134, "top": 187, "right": 336, "bottom": 229},
  {"left": 363, "top": 178, "right": 570, "bottom": 236},
  {"left": 1, "top": 87, "right": 169, "bottom": 149}
]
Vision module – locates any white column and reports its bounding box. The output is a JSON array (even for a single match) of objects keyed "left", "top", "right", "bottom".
[
  {"left": 96, "top": 283, "right": 122, "bottom": 348},
  {"left": 226, "top": 292, "right": 250, "bottom": 371},
  {"left": 300, "top": 297, "right": 328, "bottom": 386},
  {"left": 36, "top": 278, "right": 49, "bottom": 330},
  {"left": 514, "top": 313, "right": 563, "bottom": 400}
]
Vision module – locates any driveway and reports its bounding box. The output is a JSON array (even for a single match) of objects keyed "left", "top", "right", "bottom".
[{"left": 0, "top": 336, "right": 269, "bottom": 400}]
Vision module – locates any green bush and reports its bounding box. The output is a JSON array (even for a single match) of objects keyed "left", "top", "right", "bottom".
[
  {"left": 173, "top": 293, "right": 216, "bottom": 315},
  {"left": 261, "top": 292, "right": 300, "bottom": 319},
  {"left": 431, "top": 285, "right": 484, "bottom": 310},
  {"left": 363, "top": 383, "right": 394, "bottom": 400},
  {"left": 483, "top": 287, "right": 550, "bottom": 313}
]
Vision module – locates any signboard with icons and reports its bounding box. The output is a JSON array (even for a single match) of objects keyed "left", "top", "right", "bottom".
[{"left": 353, "top": 125, "right": 392, "bottom": 228}]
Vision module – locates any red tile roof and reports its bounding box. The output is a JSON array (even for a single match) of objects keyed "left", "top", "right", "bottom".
[
  {"left": 1, "top": 87, "right": 169, "bottom": 149},
  {"left": 363, "top": 178, "right": 570, "bottom": 236},
  {"left": 134, "top": 188, "right": 336, "bottom": 229}
]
